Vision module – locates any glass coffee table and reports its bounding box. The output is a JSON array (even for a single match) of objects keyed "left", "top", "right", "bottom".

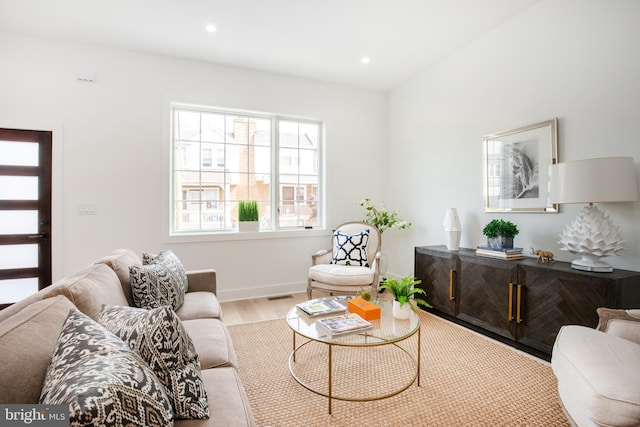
[{"left": 286, "top": 298, "right": 421, "bottom": 413}]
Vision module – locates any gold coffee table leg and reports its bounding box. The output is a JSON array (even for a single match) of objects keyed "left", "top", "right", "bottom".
[{"left": 328, "top": 344, "right": 333, "bottom": 414}]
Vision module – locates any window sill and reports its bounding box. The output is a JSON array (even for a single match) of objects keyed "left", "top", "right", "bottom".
[{"left": 163, "top": 227, "right": 329, "bottom": 244}]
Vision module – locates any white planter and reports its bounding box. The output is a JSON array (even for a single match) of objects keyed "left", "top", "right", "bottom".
[
  {"left": 392, "top": 299, "right": 412, "bottom": 320},
  {"left": 238, "top": 221, "right": 259, "bottom": 232}
]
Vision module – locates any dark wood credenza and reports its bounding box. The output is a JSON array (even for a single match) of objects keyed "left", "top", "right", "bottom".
[{"left": 414, "top": 245, "right": 640, "bottom": 360}]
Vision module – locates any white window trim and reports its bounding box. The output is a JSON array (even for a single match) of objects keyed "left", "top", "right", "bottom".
[{"left": 161, "top": 97, "right": 325, "bottom": 243}]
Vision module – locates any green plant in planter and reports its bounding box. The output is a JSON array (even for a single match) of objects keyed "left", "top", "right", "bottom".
[
  {"left": 238, "top": 200, "right": 259, "bottom": 222},
  {"left": 482, "top": 219, "right": 519, "bottom": 248},
  {"left": 379, "top": 276, "right": 432, "bottom": 311},
  {"left": 482, "top": 219, "right": 519, "bottom": 238}
]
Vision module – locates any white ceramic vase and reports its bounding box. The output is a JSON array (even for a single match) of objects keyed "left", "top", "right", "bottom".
[
  {"left": 443, "top": 208, "right": 461, "bottom": 251},
  {"left": 392, "top": 299, "right": 412, "bottom": 320}
]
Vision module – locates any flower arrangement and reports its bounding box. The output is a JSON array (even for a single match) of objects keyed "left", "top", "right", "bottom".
[{"left": 359, "top": 198, "right": 411, "bottom": 233}]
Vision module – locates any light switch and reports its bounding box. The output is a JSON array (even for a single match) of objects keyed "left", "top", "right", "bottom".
[{"left": 78, "top": 203, "right": 97, "bottom": 215}]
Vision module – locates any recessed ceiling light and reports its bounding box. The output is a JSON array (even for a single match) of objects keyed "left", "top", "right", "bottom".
[
  {"left": 205, "top": 24, "right": 217, "bottom": 33},
  {"left": 361, "top": 56, "right": 371, "bottom": 64}
]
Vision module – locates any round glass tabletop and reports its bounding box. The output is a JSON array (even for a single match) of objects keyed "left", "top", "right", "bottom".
[{"left": 286, "top": 298, "right": 420, "bottom": 346}]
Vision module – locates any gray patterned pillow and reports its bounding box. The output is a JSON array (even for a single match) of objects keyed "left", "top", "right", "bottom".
[
  {"left": 143, "top": 250, "right": 188, "bottom": 293},
  {"left": 130, "top": 262, "right": 184, "bottom": 310},
  {"left": 99, "top": 305, "right": 209, "bottom": 420},
  {"left": 39, "top": 308, "right": 173, "bottom": 427}
]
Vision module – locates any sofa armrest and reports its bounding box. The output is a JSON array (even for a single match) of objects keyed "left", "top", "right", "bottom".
[
  {"left": 187, "top": 269, "right": 217, "bottom": 294},
  {"left": 596, "top": 307, "right": 640, "bottom": 345}
]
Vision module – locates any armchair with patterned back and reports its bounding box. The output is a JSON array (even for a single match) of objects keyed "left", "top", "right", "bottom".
[{"left": 307, "top": 222, "right": 381, "bottom": 299}]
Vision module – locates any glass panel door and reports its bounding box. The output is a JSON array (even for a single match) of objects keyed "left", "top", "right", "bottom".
[{"left": 0, "top": 129, "right": 52, "bottom": 308}]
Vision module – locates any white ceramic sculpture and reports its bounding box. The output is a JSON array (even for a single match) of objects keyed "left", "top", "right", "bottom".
[{"left": 558, "top": 204, "right": 624, "bottom": 272}]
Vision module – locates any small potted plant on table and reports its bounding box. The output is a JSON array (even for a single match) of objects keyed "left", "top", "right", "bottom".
[
  {"left": 379, "top": 275, "right": 432, "bottom": 319},
  {"left": 238, "top": 200, "right": 259, "bottom": 232},
  {"left": 482, "top": 219, "right": 519, "bottom": 249}
]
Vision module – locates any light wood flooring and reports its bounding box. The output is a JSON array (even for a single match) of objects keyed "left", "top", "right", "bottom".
[{"left": 220, "top": 292, "right": 309, "bottom": 326}]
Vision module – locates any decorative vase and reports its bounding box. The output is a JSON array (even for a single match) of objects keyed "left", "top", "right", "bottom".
[
  {"left": 392, "top": 299, "right": 412, "bottom": 320},
  {"left": 487, "top": 236, "right": 514, "bottom": 249},
  {"left": 442, "top": 208, "right": 461, "bottom": 251}
]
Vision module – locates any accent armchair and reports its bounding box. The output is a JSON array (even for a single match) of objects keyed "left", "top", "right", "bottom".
[
  {"left": 307, "top": 222, "right": 381, "bottom": 299},
  {"left": 551, "top": 308, "right": 640, "bottom": 426}
]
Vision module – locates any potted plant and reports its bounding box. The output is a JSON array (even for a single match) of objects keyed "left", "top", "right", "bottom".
[
  {"left": 379, "top": 275, "right": 432, "bottom": 319},
  {"left": 482, "top": 219, "right": 519, "bottom": 249},
  {"left": 238, "top": 200, "right": 259, "bottom": 232}
]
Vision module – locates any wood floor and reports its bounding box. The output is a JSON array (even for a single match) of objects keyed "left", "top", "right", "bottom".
[{"left": 220, "top": 292, "right": 309, "bottom": 326}]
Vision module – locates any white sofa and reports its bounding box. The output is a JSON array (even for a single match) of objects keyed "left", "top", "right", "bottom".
[{"left": 551, "top": 308, "right": 640, "bottom": 426}]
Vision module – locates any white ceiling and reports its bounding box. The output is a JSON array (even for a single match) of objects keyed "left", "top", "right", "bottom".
[{"left": 0, "top": 0, "right": 539, "bottom": 91}]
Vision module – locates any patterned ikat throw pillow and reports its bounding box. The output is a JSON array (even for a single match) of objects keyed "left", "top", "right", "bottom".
[
  {"left": 143, "top": 250, "right": 189, "bottom": 293},
  {"left": 99, "top": 305, "right": 210, "bottom": 420},
  {"left": 331, "top": 228, "right": 370, "bottom": 267},
  {"left": 130, "top": 250, "right": 187, "bottom": 310},
  {"left": 39, "top": 308, "right": 174, "bottom": 427}
]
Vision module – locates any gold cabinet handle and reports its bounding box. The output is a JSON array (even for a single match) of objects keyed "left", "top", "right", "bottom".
[
  {"left": 449, "top": 269, "right": 455, "bottom": 301},
  {"left": 508, "top": 283, "right": 514, "bottom": 321},
  {"left": 516, "top": 284, "right": 523, "bottom": 324}
]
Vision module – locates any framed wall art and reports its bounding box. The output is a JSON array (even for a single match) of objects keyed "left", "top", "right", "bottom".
[{"left": 483, "top": 118, "right": 559, "bottom": 213}]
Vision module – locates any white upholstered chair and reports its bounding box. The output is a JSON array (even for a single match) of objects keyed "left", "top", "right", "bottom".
[
  {"left": 307, "top": 222, "right": 381, "bottom": 299},
  {"left": 551, "top": 308, "right": 640, "bottom": 426}
]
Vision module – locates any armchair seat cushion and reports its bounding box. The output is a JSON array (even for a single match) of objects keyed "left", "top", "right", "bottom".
[
  {"left": 309, "top": 264, "right": 374, "bottom": 286},
  {"left": 552, "top": 325, "right": 640, "bottom": 426}
]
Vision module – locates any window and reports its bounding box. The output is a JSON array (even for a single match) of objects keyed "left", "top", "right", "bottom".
[{"left": 171, "top": 103, "right": 322, "bottom": 234}]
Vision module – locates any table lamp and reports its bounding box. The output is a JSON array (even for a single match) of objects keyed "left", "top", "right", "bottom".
[{"left": 549, "top": 157, "right": 638, "bottom": 272}]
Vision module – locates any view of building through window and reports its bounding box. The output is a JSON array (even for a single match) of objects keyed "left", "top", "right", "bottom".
[{"left": 172, "top": 105, "right": 321, "bottom": 233}]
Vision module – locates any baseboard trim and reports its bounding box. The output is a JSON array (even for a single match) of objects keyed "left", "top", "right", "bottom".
[{"left": 218, "top": 281, "right": 306, "bottom": 302}]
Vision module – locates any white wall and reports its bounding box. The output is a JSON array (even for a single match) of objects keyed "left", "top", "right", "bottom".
[
  {"left": 387, "top": 0, "right": 640, "bottom": 275},
  {"left": 0, "top": 33, "right": 388, "bottom": 300}
]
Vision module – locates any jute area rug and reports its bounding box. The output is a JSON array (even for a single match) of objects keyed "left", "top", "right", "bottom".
[{"left": 227, "top": 310, "right": 569, "bottom": 427}]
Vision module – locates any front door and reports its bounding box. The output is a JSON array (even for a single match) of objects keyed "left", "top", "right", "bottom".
[{"left": 0, "top": 128, "right": 52, "bottom": 309}]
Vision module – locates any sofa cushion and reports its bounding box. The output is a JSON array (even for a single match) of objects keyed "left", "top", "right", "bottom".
[
  {"left": 331, "top": 228, "right": 370, "bottom": 267},
  {"left": 99, "top": 305, "right": 209, "bottom": 420},
  {"left": 176, "top": 291, "right": 222, "bottom": 321},
  {"left": 173, "top": 367, "right": 255, "bottom": 427},
  {"left": 130, "top": 262, "right": 185, "bottom": 310},
  {"left": 182, "top": 318, "right": 238, "bottom": 370},
  {"left": 40, "top": 263, "right": 128, "bottom": 321},
  {"left": 0, "top": 296, "right": 74, "bottom": 403},
  {"left": 552, "top": 325, "right": 640, "bottom": 426},
  {"left": 96, "top": 249, "right": 142, "bottom": 306},
  {"left": 40, "top": 308, "right": 174, "bottom": 427}
]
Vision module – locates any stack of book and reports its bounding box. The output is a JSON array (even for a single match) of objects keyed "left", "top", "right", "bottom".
[
  {"left": 315, "top": 313, "right": 373, "bottom": 337},
  {"left": 475, "top": 245, "right": 526, "bottom": 260},
  {"left": 296, "top": 297, "right": 349, "bottom": 317}
]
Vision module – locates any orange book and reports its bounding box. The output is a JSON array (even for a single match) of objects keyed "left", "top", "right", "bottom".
[{"left": 348, "top": 298, "right": 381, "bottom": 320}]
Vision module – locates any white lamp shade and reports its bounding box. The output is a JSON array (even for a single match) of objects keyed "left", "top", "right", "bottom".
[{"left": 549, "top": 157, "right": 638, "bottom": 204}]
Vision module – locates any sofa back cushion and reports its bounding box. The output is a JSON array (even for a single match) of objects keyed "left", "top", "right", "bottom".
[
  {"left": 0, "top": 296, "right": 75, "bottom": 403},
  {"left": 41, "top": 263, "right": 129, "bottom": 320},
  {"left": 95, "top": 249, "right": 142, "bottom": 306}
]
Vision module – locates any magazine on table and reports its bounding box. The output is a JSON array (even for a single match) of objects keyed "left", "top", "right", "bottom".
[
  {"left": 315, "top": 313, "right": 373, "bottom": 337},
  {"left": 296, "top": 296, "right": 349, "bottom": 317}
]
